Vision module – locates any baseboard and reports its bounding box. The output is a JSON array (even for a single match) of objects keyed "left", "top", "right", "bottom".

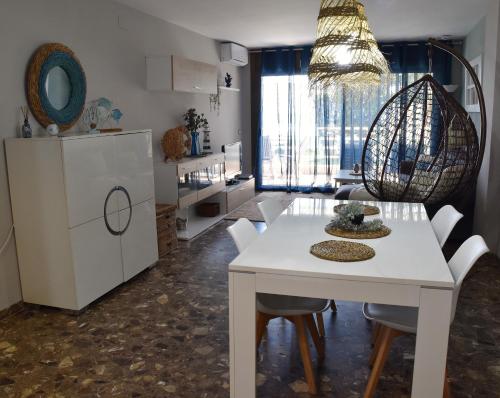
[{"left": 0, "top": 301, "right": 25, "bottom": 320}]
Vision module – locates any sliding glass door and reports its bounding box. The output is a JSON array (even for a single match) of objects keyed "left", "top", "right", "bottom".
[
  {"left": 258, "top": 72, "right": 426, "bottom": 191},
  {"left": 260, "top": 74, "right": 342, "bottom": 190}
]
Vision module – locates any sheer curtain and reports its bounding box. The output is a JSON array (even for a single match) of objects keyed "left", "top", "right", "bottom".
[
  {"left": 256, "top": 42, "right": 454, "bottom": 192},
  {"left": 260, "top": 74, "right": 342, "bottom": 191}
]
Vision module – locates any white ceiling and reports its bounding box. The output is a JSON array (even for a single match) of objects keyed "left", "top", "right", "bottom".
[{"left": 115, "top": 0, "right": 491, "bottom": 48}]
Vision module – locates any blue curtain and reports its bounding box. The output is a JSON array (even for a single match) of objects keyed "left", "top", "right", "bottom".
[
  {"left": 256, "top": 41, "right": 455, "bottom": 191},
  {"left": 380, "top": 41, "right": 453, "bottom": 84}
]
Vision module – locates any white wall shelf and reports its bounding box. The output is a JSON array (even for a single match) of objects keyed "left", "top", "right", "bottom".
[{"left": 218, "top": 86, "right": 240, "bottom": 92}]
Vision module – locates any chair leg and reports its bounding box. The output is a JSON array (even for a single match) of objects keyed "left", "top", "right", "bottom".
[
  {"left": 256, "top": 312, "right": 272, "bottom": 348},
  {"left": 330, "top": 299, "right": 337, "bottom": 313},
  {"left": 443, "top": 367, "right": 452, "bottom": 398},
  {"left": 305, "top": 314, "right": 325, "bottom": 361},
  {"left": 292, "top": 315, "right": 318, "bottom": 395},
  {"left": 364, "top": 326, "right": 400, "bottom": 398},
  {"left": 369, "top": 324, "right": 386, "bottom": 367},
  {"left": 315, "top": 312, "right": 325, "bottom": 339}
]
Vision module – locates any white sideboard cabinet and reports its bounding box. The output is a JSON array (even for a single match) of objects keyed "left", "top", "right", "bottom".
[{"left": 6, "top": 130, "right": 158, "bottom": 311}]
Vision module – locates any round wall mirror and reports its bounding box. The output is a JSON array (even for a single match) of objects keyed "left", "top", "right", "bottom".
[
  {"left": 45, "top": 66, "right": 71, "bottom": 111},
  {"left": 26, "top": 43, "right": 86, "bottom": 132}
]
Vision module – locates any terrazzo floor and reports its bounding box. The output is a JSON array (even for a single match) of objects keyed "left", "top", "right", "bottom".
[{"left": 1, "top": 220, "right": 499, "bottom": 397}]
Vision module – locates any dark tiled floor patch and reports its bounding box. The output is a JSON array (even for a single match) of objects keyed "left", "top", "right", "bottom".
[{"left": 0, "top": 220, "right": 499, "bottom": 397}]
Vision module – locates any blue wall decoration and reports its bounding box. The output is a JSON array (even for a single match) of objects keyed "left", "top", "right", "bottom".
[{"left": 26, "top": 43, "right": 87, "bottom": 132}]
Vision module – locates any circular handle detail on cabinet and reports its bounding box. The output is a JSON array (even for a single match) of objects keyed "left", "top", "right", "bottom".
[{"left": 104, "top": 186, "right": 133, "bottom": 236}]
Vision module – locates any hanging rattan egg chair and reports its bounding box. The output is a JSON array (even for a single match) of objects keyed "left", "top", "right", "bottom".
[{"left": 362, "top": 39, "right": 486, "bottom": 205}]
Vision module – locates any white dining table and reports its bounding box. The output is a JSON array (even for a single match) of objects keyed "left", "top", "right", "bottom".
[{"left": 228, "top": 198, "right": 455, "bottom": 398}]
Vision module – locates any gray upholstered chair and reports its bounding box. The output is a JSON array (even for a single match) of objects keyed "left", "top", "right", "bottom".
[
  {"left": 227, "top": 218, "right": 330, "bottom": 394},
  {"left": 431, "top": 205, "right": 464, "bottom": 248},
  {"left": 362, "top": 235, "right": 488, "bottom": 398}
]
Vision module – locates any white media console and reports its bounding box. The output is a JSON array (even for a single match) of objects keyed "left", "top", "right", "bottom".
[{"left": 155, "top": 153, "right": 255, "bottom": 240}]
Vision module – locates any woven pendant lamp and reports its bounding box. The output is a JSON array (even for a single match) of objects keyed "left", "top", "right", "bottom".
[{"left": 309, "top": 0, "right": 390, "bottom": 89}]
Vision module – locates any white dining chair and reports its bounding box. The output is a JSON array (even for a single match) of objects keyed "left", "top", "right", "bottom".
[
  {"left": 369, "top": 204, "right": 463, "bottom": 345},
  {"left": 257, "top": 198, "right": 284, "bottom": 226},
  {"left": 362, "top": 235, "right": 488, "bottom": 398},
  {"left": 227, "top": 218, "right": 330, "bottom": 394},
  {"left": 431, "top": 205, "right": 464, "bottom": 248}
]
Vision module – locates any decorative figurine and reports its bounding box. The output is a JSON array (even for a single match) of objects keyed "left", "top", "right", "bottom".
[
  {"left": 225, "top": 73, "right": 233, "bottom": 88},
  {"left": 353, "top": 163, "right": 361, "bottom": 174},
  {"left": 209, "top": 93, "right": 221, "bottom": 115},
  {"left": 20, "top": 106, "right": 32, "bottom": 138},
  {"left": 202, "top": 122, "right": 212, "bottom": 154},
  {"left": 46, "top": 124, "right": 59, "bottom": 136},
  {"left": 162, "top": 125, "right": 190, "bottom": 161},
  {"left": 81, "top": 97, "right": 123, "bottom": 133},
  {"left": 111, "top": 108, "right": 123, "bottom": 126},
  {"left": 89, "top": 123, "right": 99, "bottom": 134}
]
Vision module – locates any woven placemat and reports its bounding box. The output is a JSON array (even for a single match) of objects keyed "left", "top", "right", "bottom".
[
  {"left": 334, "top": 204, "right": 380, "bottom": 216},
  {"left": 310, "top": 240, "right": 375, "bottom": 262},
  {"left": 325, "top": 225, "right": 391, "bottom": 239}
]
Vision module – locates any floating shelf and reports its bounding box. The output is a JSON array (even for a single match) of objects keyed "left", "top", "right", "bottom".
[{"left": 218, "top": 86, "right": 240, "bottom": 92}]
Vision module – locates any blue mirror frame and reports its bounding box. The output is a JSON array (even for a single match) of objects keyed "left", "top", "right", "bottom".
[{"left": 26, "top": 43, "right": 87, "bottom": 132}]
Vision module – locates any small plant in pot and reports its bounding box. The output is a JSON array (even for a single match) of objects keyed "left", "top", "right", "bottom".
[
  {"left": 344, "top": 202, "right": 365, "bottom": 225},
  {"left": 183, "top": 108, "right": 208, "bottom": 156},
  {"left": 327, "top": 201, "right": 384, "bottom": 233}
]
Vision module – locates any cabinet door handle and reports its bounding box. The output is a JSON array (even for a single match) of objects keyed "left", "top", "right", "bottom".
[{"left": 104, "top": 186, "right": 133, "bottom": 236}]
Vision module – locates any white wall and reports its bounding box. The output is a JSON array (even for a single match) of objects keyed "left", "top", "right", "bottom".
[
  {"left": 0, "top": 0, "right": 248, "bottom": 311},
  {"left": 463, "top": 17, "right": 486, "bottom": 131},
  {"left": 466, "top": 1, "right": 500, "bottom": 255}
]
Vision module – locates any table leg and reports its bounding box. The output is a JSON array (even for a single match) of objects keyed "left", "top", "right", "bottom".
[
  {"left": 229, "top": 271, "right": 256, "bottom": 398},
  {"left": 411, "top": 287, "right": 453, "bottom": 398}
]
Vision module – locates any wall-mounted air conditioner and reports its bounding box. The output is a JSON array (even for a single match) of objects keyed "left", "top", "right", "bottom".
[{"left": 221, "top": 42, "right": 248, "bottom": 67}]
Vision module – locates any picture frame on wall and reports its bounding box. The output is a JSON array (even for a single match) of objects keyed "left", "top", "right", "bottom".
[{"left": 464, "top": 55, "right": 482, "bottom": 112}]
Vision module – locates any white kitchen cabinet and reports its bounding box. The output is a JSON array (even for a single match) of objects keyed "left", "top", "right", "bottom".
[
  {"left": 6, "top": 130, "right": 158, "bottom": 311},
  {"left": 171, "top": 55, "right": 218, "bottom": 94},
  {"left": 146, "top": 55, "right": 217, "bottom": 93}
]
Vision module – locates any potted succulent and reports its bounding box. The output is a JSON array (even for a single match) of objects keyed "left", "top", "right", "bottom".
[
  {"left": 344, "top": 201, "right": 365, "bottom": 225},
  {"left": 183, "top": 108, "right": 208, "bottom": 156}
]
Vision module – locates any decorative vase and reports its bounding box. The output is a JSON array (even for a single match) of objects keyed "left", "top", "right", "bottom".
[
  {"left": 190, "top": 131, "right": 200, "bottom": 156},
  {"left": 21, "top": 118, "right": 32, "bottom": 138},
  {"left": 196, "top": 133, "right": 202, "bottom": 155}
]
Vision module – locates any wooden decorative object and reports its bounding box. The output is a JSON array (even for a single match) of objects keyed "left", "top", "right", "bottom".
[
  {"left": 325, "top": 225, "right": 391, "bottom": 239},
  {"left": 26, "top": 43, "right": 86, "bottom": 131},
  {"left": 334, "top": 204, "right": 380, "bottom": 216},
  {"left": 156, "top": 204, "right": 177, "bottom": 257},
  {"left": 310, "top": 240, "right": 375, "bottom": 262},
  {"left": 161, "top": 125, "right": 190, "bottom": 161},
  {"left": 362, "top": 39, "right": 487, "bottom": 206}
]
